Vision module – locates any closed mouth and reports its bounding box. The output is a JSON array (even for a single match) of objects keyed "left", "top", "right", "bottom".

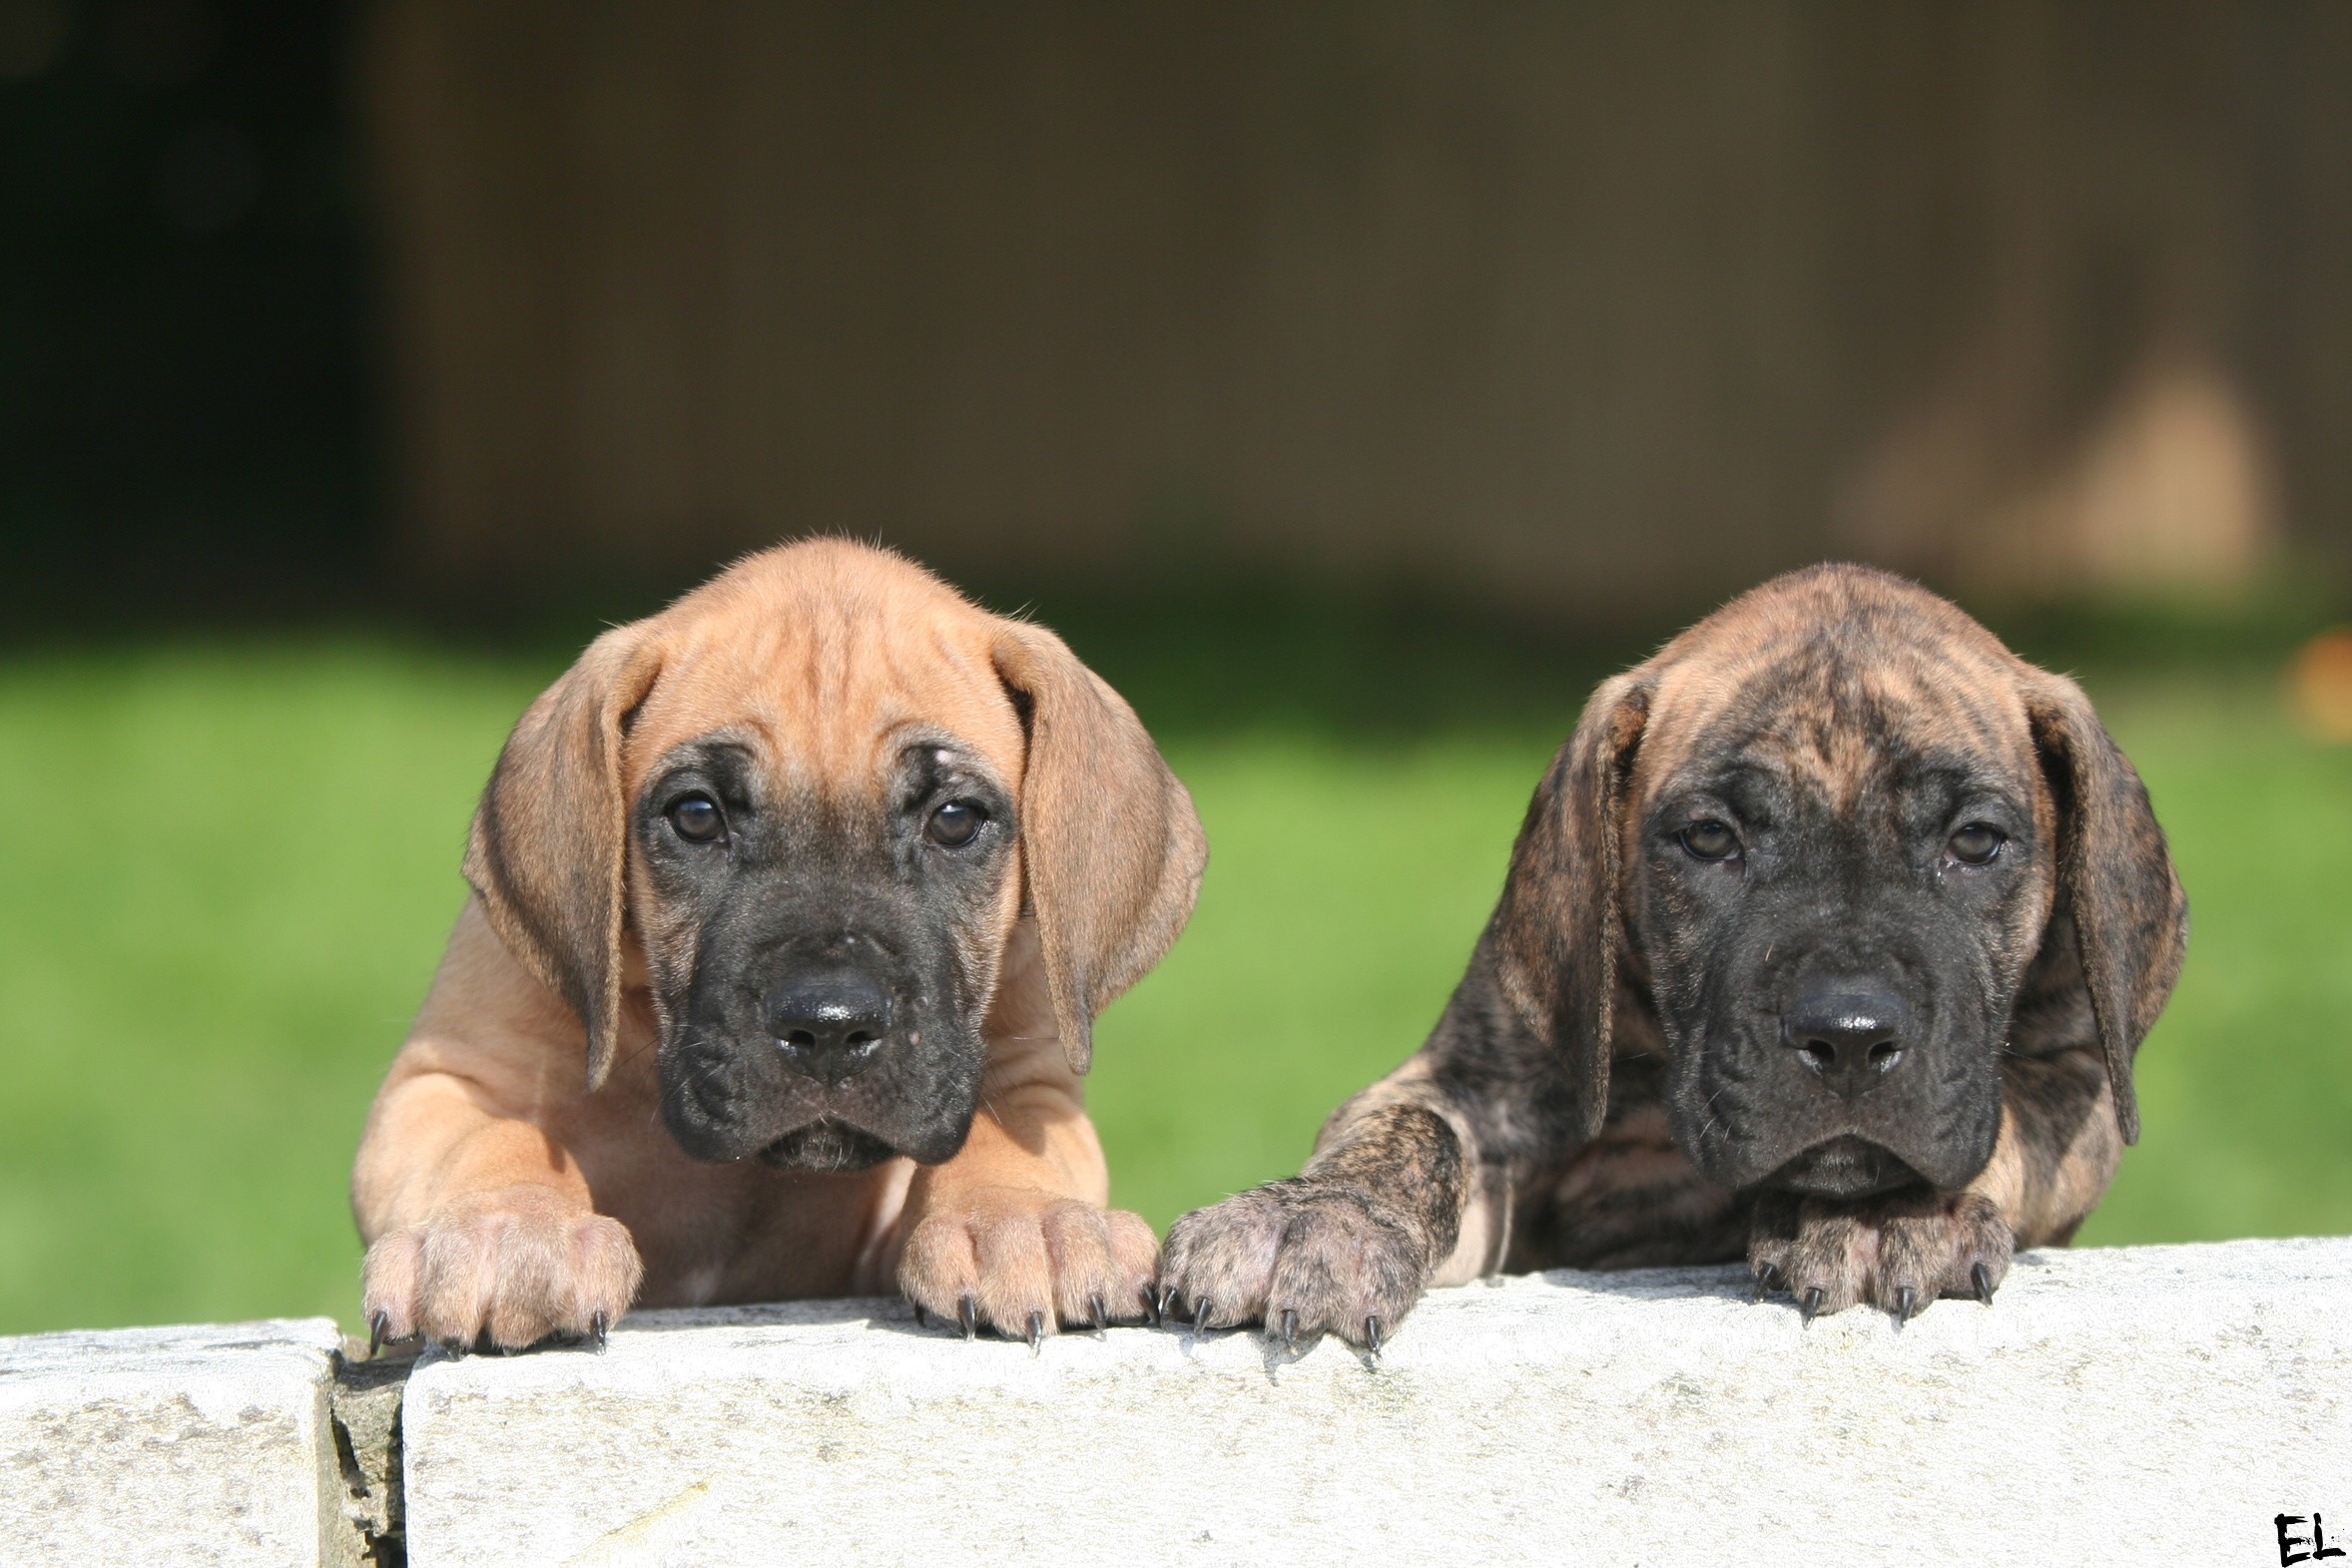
[
  {"left": 759, "top": 1119, "right": 899, "bottom": 1174},
  {"left": 1764, "top": 1135, "right": 1922, "bottom": 1200}
]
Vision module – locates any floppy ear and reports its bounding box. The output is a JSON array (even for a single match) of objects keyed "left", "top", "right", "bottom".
[
  {"left": 2023, "top": 673, "right": 2186, "bottom": 1146},
  {"left": 462, "top": 625, "right": 664, "bottom": 1092},
  {"left": 1486, "top": 673, "right": 1652, "bottom": 1141},
  {"left": 992, "top": 623, "right": 1207, "bottom": 1075}
]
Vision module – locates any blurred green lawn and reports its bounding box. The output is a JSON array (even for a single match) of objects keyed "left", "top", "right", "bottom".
[{"left": 2, "top": 630, "right": 2347, "bottom": 1335}]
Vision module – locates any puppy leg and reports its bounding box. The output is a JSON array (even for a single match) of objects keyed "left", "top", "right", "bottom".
[
  {"left": 1749, "top": 1048, "right": 2121, "bottom": 1317},
  {"left": 354, "top": 1071, "right": 641, "bottom": 1352},
  {"left": 894, "top": 1071, "right": 1158, "bottom": 1342},
  {"left": 1161, "top": 1060, "right": 1500, "bottom": 1351}
]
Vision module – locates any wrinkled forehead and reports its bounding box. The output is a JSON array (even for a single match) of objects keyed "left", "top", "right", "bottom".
[
  {"left": 620, "top": 602, "right": 1026, "bottom": 798},
  {"left": 1634, "top": 628, "right": 2039, "bottom": 813}
]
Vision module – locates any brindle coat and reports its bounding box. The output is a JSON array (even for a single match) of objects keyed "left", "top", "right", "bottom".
[
  {"left": 1163, "top": 565, "right": 2184, "bottom": 1342},
  {"left": 353, "top": 540, "right": 1205, "bottom": 1350}
]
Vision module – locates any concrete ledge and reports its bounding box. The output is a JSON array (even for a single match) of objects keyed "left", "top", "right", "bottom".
[
  {"left": 6, "top": 1241, "right": 2347, "bottom": 1565},
  {"left": 401, "top": 1238, "right": 2352, "bottom": 1566},
  {"left": 0, "top": 1316, "right": 344, "bottom": 1567}
]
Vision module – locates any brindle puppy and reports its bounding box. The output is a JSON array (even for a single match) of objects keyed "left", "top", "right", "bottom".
[
  {"left": 1164, "top": 564, "right": 2184, "bottom": 1343},
  {"left": 354, "top": 540, "right": 1205, "bottom": 1350}
]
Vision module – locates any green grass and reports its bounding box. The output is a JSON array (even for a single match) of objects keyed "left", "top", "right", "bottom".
[{"left": 0, "top": 634, "right": 2346, "bottom": 1335}]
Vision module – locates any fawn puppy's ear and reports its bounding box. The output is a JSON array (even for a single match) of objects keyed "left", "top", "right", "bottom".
[
  {"left": 2023, "top": 673, "right": 2187, "bottom": 1145},
  {"left": 991, "top": 622, "right": 1207, "bottom": 1075},
  {"left": 1486, "top": 673, "right": 1653, "bottom": 1142},
  {"left": 463, "top": 626, "right": 664, "bottom": 1091}
]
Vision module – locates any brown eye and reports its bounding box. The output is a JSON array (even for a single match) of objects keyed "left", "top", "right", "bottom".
[
  {"left": 668, "top": 794, "right": 724, "bottom": 843},
  {"left": 1949, "top": 822, "right": 2005, "bottom": 865},
  {"left": 1678, "top": 819, "right": 1740, "bottom": 861},
  {"left": 926, "top": 799, "right": 987, "bottom": 847}
]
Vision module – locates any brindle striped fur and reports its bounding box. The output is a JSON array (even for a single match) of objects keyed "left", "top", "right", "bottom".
[{"left": 1163, "top": 564, "right": 2185, "bottom": 1342}]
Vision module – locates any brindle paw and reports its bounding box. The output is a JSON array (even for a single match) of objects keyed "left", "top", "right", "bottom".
[
  {"left": 1161, "top": 1179, "right": 1428, "bottom": 1352},
  {"left": 897, "top": 1190, "right": 1158, "bottom": 1341},
  {"left": 1748, "top": 1189, "right": 2013, "bottom": 1320},
  {"left": 359, "top": 1186, "right": 643, "bottom": 1353}
]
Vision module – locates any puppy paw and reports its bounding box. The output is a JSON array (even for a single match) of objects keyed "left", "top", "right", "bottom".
[
  {"left": 1162, "top": 1179, "right": 1429, "bottom": 1352},
  {"left": 897, "top": 1189, "right": 1158, "bottom": 1343},
  {"left": 359, "top": 1186, "right": 644, "bottom": 1353},
  {"left": 1748, "top": 1189, "right": 2013, "bottom": 1320}
]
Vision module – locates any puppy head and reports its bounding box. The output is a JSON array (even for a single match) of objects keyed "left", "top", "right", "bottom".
[
  {"left": 462, "top": 539, "right": 1205, "bottom": 1172},
  {"left": 1494, "top": 564, "right": 2183, "bottom": 1198}
]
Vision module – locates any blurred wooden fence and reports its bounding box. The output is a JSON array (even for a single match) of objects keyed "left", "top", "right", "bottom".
[{"left": 366, "top": 1, "right": 2352, "bottom": 613}]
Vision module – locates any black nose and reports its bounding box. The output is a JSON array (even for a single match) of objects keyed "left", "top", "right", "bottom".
[
  {"left": 1781, "top": 987, "right": 1909, "bottom": 1099},
  {"left": 765, "top": 977, "right": 891, "bottom": 1086}
]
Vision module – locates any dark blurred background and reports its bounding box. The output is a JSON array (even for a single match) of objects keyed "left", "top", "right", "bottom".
[
  {"left": 0, "top": 0, "right": 371, "bottom": 619},
  {"left": 8, "top": 0, "right": 2352, "bottom": 624},
  {"left": 5, "top": 1, "right": 2352, "bottom": 1334}
]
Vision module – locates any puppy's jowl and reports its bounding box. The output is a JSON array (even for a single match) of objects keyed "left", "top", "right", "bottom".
[
  {"left": 1166, "top": 564, "right": 2183, "bottom": 1344},
  {"left": 353, "top": 540, "right": 1205, "bottom": 1350}
]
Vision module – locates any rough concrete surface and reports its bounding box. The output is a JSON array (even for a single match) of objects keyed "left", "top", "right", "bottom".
[
  {"left": 401, "top": 1238, "right": 2352, "bottom": 1567},
  {"left": 0, "top": 1316, "right": 341, "bottom": 1568}
]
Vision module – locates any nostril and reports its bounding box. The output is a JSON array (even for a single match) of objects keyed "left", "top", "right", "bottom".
[
  {"left": 1868, "top": 1039, "right": 1903, "bottom": 1067},
  {"left": 785, "top": 1029, "right": 818, "bottom": 1052},
  {"left": 1802, "top": 1041, "right": 1836, "bottom": 1071}
]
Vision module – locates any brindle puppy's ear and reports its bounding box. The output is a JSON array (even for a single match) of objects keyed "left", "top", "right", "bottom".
[
  {"left": 2022, "top": 673, "right": 2186, "bottom": 1146},
  {"left": 1488, "top": 673, "right": 1652, "bottom": 1141},
  {"left": 992, "top": 623, "right": 1207, "bottom": 1076},
  {"left": 462, "top": 625, "right": 664, "bottom": 1092}
]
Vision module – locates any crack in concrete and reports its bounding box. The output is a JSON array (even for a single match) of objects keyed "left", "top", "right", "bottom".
[{"left": 328, "top": 1344, "right": 413, "bottom": 1567}]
